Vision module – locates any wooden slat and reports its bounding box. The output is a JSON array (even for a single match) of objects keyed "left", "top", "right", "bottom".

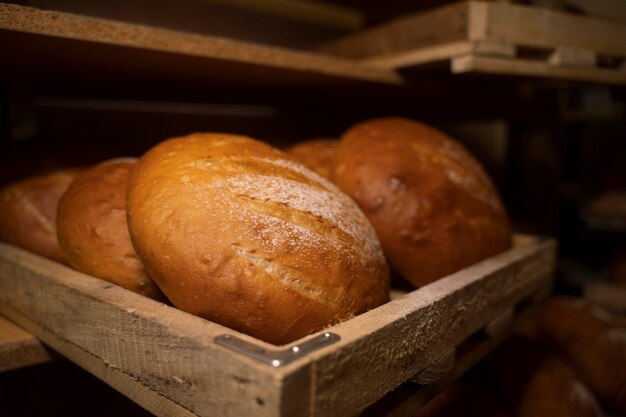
[
  {"left": 318, "top": 2, "right": 471, "bottom": 59},
  {"left": 0, "top": 243, "right": 305, "bottom": 417},
  {"left": 306, "top": 237, "right": 556, "bottom": 417},
  {"left": 0, "top": 315, "right": 53, "bottom": 372},
  {"left": 476, "top": 1, "right": 626, "bottom": 56},
  {"left": 362, "top": 40, "right": 516, "bottom": 69},
  {"left": 451, "top": 55, "right": 626, "bottom": 85},
  {"left": 0, "top": 2, "right": 401, "bottom": 86},
  {"left": 361, "top": 284, "right": 549, "bottom": 417}
]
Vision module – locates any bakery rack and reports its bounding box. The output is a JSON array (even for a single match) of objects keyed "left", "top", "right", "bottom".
[{"left": 1, "top": 0, "right": 621, "bottom": 415}]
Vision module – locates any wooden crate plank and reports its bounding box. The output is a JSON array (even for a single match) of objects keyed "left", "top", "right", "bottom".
[
  {"left": 478, "top": 1, "right": 626, "bottom": 56},
  {"left": 362, "top": 40, "right": 516, "bottom": 69},
  {"left": 318, "top": 2, "right": 471, "bottom": 59},
  {"left": 452, "top": 55, "right": 626, "bottom": 85},
  {"left": 0, "top": 2, "right": 400, "bottom": 86},
  {"left": 0, "top": 314, "right": 53, "bottom": 372},
  {"left": 308, "top": 237, "right": 556, "bottom": 417},
  {"left": 360, "top": 284, "right": 549, "bottom": 417},
  {"left": 0, "top": 243, "right": 306, "bottom": 417}
]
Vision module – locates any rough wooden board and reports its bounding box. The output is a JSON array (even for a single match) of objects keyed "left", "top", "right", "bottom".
[
  {"left": 0, "top": 243, "right": 306, "bottom": 417},
  {"left": 0, "top": 2, "right": 400, "bottom": 85},
  {"left": 361, "top": 40, "right": 516, "bottom": 69},
  {"left": 452, "top": 55, "right": 626, "bottom": 85},
  {"left": 479, "top": 1, "right": 626, "bottom": 56},
  {"left": 317, "top": 2, "right": 470, "bottom": 59},
  {"left": 0, "top": 314, "right": 53, "bottom": 372},
  {"left": 306, "top": 237, "right": 556, "bottom": 417},
  {"left": 360, "top": 288, "right": 549, "bottom": 417}
]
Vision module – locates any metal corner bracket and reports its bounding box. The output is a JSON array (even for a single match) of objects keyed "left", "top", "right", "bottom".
[{"left": 214, "top": 332, "right": 340, "bottom": 367}]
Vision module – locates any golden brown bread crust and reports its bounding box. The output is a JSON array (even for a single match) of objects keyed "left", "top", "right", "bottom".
[
  {"left": 57, "top": 159, "right": 163, "bottom": 300},
  {"left": 287, "top": 138, "right": 338, "bottom": 180},
  {"left": 537, "top": 297, "right": 626, "bottom": 412},
  {"left": 333, "top": 117, "right": 512, "bottom": 287},
  {"left": 517, "top": 357, "right": 602, "bottom": 417},
  {"left": 0, "top": 169, "right": 80, "bottom": 264},
  {"left": 127, "top": 133, "right": 389, "bottom": 344}
]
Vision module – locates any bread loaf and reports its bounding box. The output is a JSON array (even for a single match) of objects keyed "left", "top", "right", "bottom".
[
  {"left": 287, "top": 138, "right": 338, "bottom": 180},
  {"left": 333, "top": 117, "right": 511, "bottom": 287},
  {"left": 477, "top": 335, "right": 602, "bottom": 417},
  {"left": 127, "top": 133, "right": 389, "bottom": 344},
  {"left": 57, "top": 159, "right": 163, "bottom": 300},
  {"left": 537, "top": 296, "right": 626, "bottom": 412},
  {"left": 0, "top": 169, "right": 80, "bottom": 264}
]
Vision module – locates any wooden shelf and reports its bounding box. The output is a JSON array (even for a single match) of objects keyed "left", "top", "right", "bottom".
[
  {"left": 320, "top": 1, "right": 626, "bottom": 85},
  {"left": 0, "top": 235, "right": 555, "bottom": 417},
  {"left": 0, "top": 315, "right": 53, "bottom": 372},
  {"left": 0, "top": 2, "right": 401, "bottom": 93}
]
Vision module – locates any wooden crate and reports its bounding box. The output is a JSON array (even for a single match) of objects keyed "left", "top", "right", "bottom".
[
  {"left": 319, "top": 1, "right": 626, "bottom": 85},
  {"left": 0, "top": 235, "right": 555, "bottom": 417}
]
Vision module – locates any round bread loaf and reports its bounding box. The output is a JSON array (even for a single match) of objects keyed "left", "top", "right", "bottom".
[
  {"left": 57, "top": 158, "right": 163, "bottom": 300},
  {"left": 0, "top": 169, "right": 80, "bottom": 264},
  {"left": 287, "top": 138, "right": 338, "bottom": 180},
  {"left": 537, "top": 297, "right": 626, "bottom": 412},
  {"left": 127, "top": 133, "right": 390, "bottom": 344},
  {"left": 333, "top": 117, "right": 512, "bottom": 287}
]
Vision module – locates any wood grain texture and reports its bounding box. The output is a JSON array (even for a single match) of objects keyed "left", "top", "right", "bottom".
[
  {"left": 0, "top": 235, "right": 555, "bottom": 417},
  {"left": 318, "top": 2, "right": 470, "bottom": 59},
  {"left": 479, "top": 1, "right": 626, "bottom": 56},
  {"left": 0, "top": 315, "right": 53, "bottom": 372},
  {"left": 0, "top": 243, "right": 304, "bottom": 417},
  {"left": 305, "top": 236, "right": 555, "bottom": 417},
  {"left": 0, "top": 2, "right": 400, "bottom": 85},
  {"left": 452, "top": 55, "right": 626, "bottom": 85}
]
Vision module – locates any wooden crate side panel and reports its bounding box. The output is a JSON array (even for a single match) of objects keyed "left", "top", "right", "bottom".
[
  {"left": 452, "top": 55, "right": 626, "bottom": 85},
  {"left": 477, "top": 2, "right": 626, "bottom": 56},
  {"left": 0, "top": 244, "right": 295, "bottom": 417},
  {"left": 318, "top": 2, "right": 470, "bottom": 59},
  {"left": 308, "top": 238, "right": 556, "bottom": 417}
]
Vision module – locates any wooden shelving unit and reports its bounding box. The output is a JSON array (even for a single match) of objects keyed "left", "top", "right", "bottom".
[
  {"left": 3, "top": 1, "right": 623, "bottom": 416},
  {"left": 320, "top": 1, "right": 626, "bottom": 85}
]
